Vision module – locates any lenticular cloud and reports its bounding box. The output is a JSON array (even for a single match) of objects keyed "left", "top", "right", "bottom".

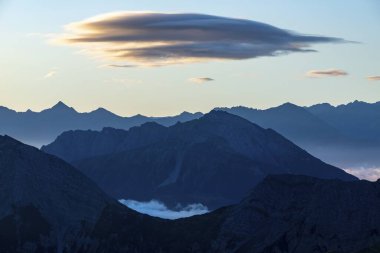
[{"left": 55, "top": 12, "right": 346, "bottom": 66}]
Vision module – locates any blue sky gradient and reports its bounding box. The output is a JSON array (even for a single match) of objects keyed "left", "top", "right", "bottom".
[{"left": 0, "top": 0, "right": 379, "bottom": 116}]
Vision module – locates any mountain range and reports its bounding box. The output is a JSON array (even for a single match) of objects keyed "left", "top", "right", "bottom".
[
  {"left": 42, "top": 110, "right": 356, "bottom": 209},
  {"left": 0, "top": 101, "right": 202, "bottom": 148},
  {"left": 1, "top": 100, "right": 379, "bottom": 169},
  {"left": 1, "top": 135, "right": 379, "bottom": 253}
]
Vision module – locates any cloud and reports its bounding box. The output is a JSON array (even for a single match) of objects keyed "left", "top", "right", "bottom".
[
  {"left": 54, "top": 12, "right": 346, "bottom": 66},
  {"left": 306, "top": 69, "right": 348, "bottom": 78},
  {"left": 367, "top": 76, "right": 380, "bottom": 81},
  {"left": 43, "top": 69, "right": 58, "bottom": 79},
  {"left": 107, "top": 64, "right": 137, "bottom": 68},
  {"left": 344, "top": 167, "right": 380, "bottom": 181},
  {"left": 188, "top": 77, "right": 214, "bottom": 84},
  {"left": 119, "top": 199, "right": 209, "bottom": 219}
]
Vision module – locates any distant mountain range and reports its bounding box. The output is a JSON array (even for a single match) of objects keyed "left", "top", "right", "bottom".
[
  {"left": 217, "top": 101, "right": 380, "bottom": 168},
  {"left": 1, "top": 135, "right": 379, "bottom": 253},
  {"left": 1, "top": 100, "right": 380, "bottom": 168},
  {"left": 0, "top": 101, "right": 202, "bottom": 148},
  {"left": 42, "top": 110, "right": 356, "bottom": 209}
]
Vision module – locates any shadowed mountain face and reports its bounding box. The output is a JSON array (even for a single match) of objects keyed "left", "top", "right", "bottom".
[
  {"left": 0, "top": 135, "right": 112, "bottom": 252},
  {"left": 42, "top": 111, "right": 356, "bottom": 209},
  {"left": 1, "top": 136, "right": 379, "bottom": 253},
  {"left": 0, "top": 102, "right": 202, "bottom": 147}
]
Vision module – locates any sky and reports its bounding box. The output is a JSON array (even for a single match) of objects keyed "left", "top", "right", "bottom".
[{"left": 0, "top": 0, "right": 379, "bottom": 116}]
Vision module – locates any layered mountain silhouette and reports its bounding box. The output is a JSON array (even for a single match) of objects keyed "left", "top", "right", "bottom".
[
  {"left": 1, "top": 100, "right": 379, "bottom": 168},
  {"left": 42, "top": 111, "right": 356, "bottom": 209},
  {"left": 218, "top": 101, "right": 380, "bottom": 168},
  {"left": 0, "top": 101, "right": 202, "bottom": 148},
  {"left": 1, "top": 136, "right": 379, "bottom": 252}
]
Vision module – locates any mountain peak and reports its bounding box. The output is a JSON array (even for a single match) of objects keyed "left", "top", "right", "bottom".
[
  {"left": 206, "top": 109, "right": 236, "bottom": 117},
  {"left": 277, "top": 102, "right": 302, "bottom": 110},
  {"left": 48, "top": 101, "right": 76, "bottom": 113},
  {"left": 53, "top": 101, "right": 67, "bottom": 108},
  {"left": 91, "top": 107, "right": 115, "bottom": 116}
]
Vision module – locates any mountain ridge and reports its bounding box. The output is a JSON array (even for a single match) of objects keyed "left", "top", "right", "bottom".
[
  {"left": 2, "top": 100, "right": 380, "bottom": 169},
  {"left": 42, "top": 110, "right": 356, "bottom": 209}
]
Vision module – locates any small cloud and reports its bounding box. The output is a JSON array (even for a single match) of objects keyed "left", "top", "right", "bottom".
[
  {"left": 344, "top": 167, "right": 380, "bottom": 181},
  {"left": 188, "top": 77, "right": 214, "bottom": 84},
  {"left": 306, "top": 69, "right": 348, "bottom": 78},
  {"left": 367, "top": 76, "right": 380, "bottom": 81},
  {"left": 43, "top": 69, "right": 58, "bottom": 79},
  {"left": 119, "top": 199, "right": 209, "bottom": 219},
  {"left": 108, "top": 64, "right": 137, "bottom": 68}
]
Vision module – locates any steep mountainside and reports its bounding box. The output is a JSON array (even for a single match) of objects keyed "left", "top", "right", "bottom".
[
  {"left": 0, "top": 135, "right": 113, "bottom": 252},
  {"left": 43, "top": 111, "right": 356, "bottom": 209}
]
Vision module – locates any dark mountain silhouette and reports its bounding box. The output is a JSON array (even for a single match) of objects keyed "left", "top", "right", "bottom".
[
  {"left": 92, "top": 174, "right": 380, "bottom": 253},
  {"left": 42, "top": 111, "right": 356, "bottom": 209},
  {"left": 1, "top": 136, "right": 378, "bottom": 253},
  {"left": 0, "top": 135, "right": 114, "bottom": 252},
  {"left": 0, "top": 101, "right": 202, "bottom": 147}
]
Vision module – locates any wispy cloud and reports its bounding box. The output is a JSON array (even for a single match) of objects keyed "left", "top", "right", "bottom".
[
  {"left": 54, "top": 12, "right": 346, "bottom": 67},
  {"left": 306, "top": 69, "right": 348, "bottom": 78},
  {"left": 119, "top": 199, "right": 209, "bottom": 219},
  {"left": 344, "top": 167, "right": 380, "bottom": 181},
  {"left": 367, "top": 76, "right": 380, "bottom": 81},
  {"left": 188, "top": 77, "right": 214, "bottom": 84},
  {"left": 43, "top": 69, "right": 58, "bottom": 79}
]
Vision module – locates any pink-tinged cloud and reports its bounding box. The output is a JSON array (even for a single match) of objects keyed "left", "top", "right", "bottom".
[
  {"left": 306, "top": 69, "right": 348, "bottom": 78},
  {"left": 367, "top": 76, "right": 380, "bottom": 81},
  {"left": 53, "top": 12, "right": 346, "bottom": 67},
  {"left": 344, "top": 167, "right": 380, "bottom": 181}
]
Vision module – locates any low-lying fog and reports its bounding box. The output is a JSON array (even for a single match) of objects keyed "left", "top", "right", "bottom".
[{"left": 119, "top": 199, "right": 209, "bottom": 219}]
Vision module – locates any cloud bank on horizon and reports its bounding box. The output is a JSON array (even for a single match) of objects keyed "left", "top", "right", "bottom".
[
  {"left": 54, "top": 12, "right": 346, "bottom": 67},
  {"left": 119, "top": 199, "right": 209, "bottom": 219},
  {"left": 344, "top": 167, "right": 380, "bottom": 182}
]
